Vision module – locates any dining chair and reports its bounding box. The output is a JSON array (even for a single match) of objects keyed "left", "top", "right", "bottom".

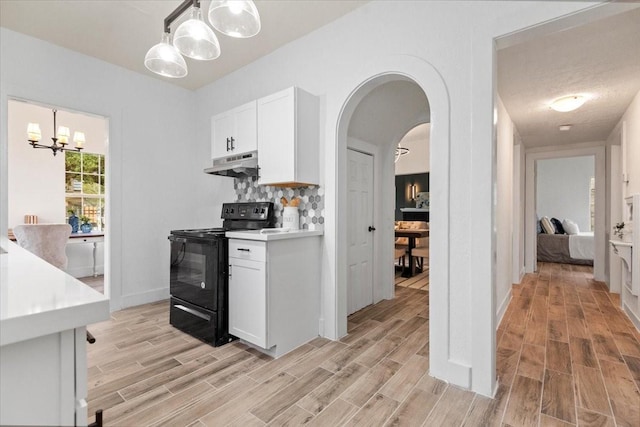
[
  {"left": 412, "top": 245, "right": 429, "bottom": 271},
  {"left": 394, "top": 246, "right": 407, "bottom": 270},
  {"left": 13, "top": 224, "right": 72, "bottom": 270}
]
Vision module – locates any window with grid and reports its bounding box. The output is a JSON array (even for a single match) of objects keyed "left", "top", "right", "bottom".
[{"left": 65, "top": 151, "right": 105, "bottom": 231}]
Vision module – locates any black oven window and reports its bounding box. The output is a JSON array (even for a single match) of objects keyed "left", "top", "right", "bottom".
[{"left": 171, "top": 241, "right": 206, "bottom": 287}]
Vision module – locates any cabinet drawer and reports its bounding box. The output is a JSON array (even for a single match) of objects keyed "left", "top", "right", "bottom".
[{"left": 228, "top": 239, "right": 266, "bottom": 262}]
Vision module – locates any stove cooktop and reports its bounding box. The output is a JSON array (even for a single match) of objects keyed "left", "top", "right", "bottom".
[{"left": 170, "top": 228, "right": 226, "bottom": 238}]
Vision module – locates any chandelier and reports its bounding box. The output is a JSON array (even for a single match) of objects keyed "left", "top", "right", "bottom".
[
  {"left": 27, "top": 109, "right": 84, "bottom": 156},
  {"left": 394, "top": 143, "right": 410, "bottom": 163},
  {"left": 145, "top": 0, "right": 261, "bottom": 79}
]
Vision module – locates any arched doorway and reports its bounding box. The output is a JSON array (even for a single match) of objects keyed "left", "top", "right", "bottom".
[
  {"left": 329, "top": 55, "right": 486, "bottom": 391},
  {"left": 343, "top": 80, "right": 429, "bottom": 314}
]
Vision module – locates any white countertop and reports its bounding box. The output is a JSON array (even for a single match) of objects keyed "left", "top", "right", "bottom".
[
  {"left": 226, "top": 229, "right": 324, "bottom": 241},
  {"left": 0, "top": 237, "right": 110, "bottom": 346}
]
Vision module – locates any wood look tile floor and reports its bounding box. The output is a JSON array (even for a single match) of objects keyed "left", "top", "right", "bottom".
[
  {"left": 79, "top": 274, "right": 104, "bottom": 293},
  {"left": 87, "top": 262, "right": 640, "bottom": 426}
]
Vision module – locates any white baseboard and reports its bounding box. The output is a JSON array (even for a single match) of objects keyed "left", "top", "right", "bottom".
[
  {"left": 121, "top": 287, "right": 169, "bottom": 309},
  {"left": 519, "top": 267, "right": 525, "bottom": 282},
  {"left": 431, "top": 359, "right": 471, "bottom": 390},
  {"left": 496, "top": 289, "right": 512, "bottom": 329},
  {"left": 67, "top": 266, "right": 104, "bottom": 278},
  {"left": 623, "top": 302, "right": 640, "bottom": 332}
]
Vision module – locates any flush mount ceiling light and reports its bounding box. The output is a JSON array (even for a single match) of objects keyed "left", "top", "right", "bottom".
[
  {"left": 550, "top": 95, "right": 587, "bottom": 112},
  {"left": 395, "top": 143, "right": 410, "bottom": 163},
  {"left": 27, "top": 109, "right": 85, "bottom": 156},
  {"left": 559, "top": 124, "right": 573, "bottom": 131},
  {"left": 145, "top": 0, "right": 259, "bottom": 78},
  {"left": 208, "top": 0, "right": 261, "bottom": 38}
]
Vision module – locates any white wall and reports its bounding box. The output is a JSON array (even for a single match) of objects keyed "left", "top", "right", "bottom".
[
  {"left": 536, "top": 156, "right": 594, "bottom": 231},
  {"left": 496, "top": 96, "right": 514, "bottom": 325},
  {"left": 0, "top": 28, "right": 226, "bottom": 310},
  {"left": 395, "top": 123, "right": 430, "bottom": 175},
  {"left": 620, "top": 90, "right": 640, "bottom": 197},
  {"left": 608, "top": 89, "right": 640, "bottom": 327}
]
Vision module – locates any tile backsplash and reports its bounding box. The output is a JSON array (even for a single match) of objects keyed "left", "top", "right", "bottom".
[{"left": 234, "top": 177, "right": 324, "bottom": 230}]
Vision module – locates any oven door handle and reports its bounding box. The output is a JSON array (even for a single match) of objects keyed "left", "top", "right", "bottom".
[{"left": 174, "top": 304, "right": 211, "bottom": 321}]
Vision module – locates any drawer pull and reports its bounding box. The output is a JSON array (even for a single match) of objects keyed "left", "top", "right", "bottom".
[
  {"left": 175, "top": 304, "right": 210, "bottom": 321},
  {"left": 237, "top": 248, "right": 251, "bottom": 252}
]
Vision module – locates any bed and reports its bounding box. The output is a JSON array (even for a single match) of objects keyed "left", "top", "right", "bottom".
[{"left": 537, "top": 232, "right": 594, "bottom": 266}]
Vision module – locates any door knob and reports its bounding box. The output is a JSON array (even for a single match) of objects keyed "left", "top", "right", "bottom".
[{"left": 368, "top": 226, "right": 376, "bottom": 232}]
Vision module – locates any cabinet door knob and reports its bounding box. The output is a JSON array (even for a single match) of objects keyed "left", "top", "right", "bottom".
[{"left": 368, "top": 226, "right": 376, "bottom": 232}]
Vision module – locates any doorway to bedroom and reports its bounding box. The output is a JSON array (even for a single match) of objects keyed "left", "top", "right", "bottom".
[
  {"left": 524, "top": 146, "right": 606, "bottom": 281},
  {"left": 536, "top": 155, "right": 596, "bottom": 268}
]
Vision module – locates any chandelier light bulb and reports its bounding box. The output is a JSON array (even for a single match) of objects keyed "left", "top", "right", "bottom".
[
  {"left": 174, "top": 7, "right": 221, "bottom": 60},
  {"left": 57, "top": 126, "right": 70, "bottom": 145},
  {"left": 208, "top": 0, "right": 261, "bottom": 38},
  {"left": 73, "top": 131, "right": 86, "bottom": 148},
  {"left": 27, "top": 123, "right": 41, "bottom": 142},
  {"left": 144, "top": 33, "right": 188, "bottom": 78}
]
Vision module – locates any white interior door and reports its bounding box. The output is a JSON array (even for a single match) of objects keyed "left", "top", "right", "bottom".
[{"left": 347, "top": 149, "right": 374, "bottom": 315}]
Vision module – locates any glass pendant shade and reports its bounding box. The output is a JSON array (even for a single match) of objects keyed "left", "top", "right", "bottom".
[
  {"left": 144, "top": 33, "right": 188, "bottom": 78},
  {"left": 174, "top": 7, "right": 221, "bottom": 60},
  {"left": 208, "top": 0, "right": 261, "bottom": 38}
]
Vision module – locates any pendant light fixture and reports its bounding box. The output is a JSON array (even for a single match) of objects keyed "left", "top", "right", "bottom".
[
  {"left": 395, "top": 143, "right": 410, "bottom": 163},
  {"left": 27, "top": 109, "right": 84, "bottom": 156},
  {"left": 174, "top": 6, "right": 220, "bottom": 60},
  {"left": 208, "top": 0, "right": 261, "bottom": 38},
  {"left": 144, "top": 33, "right": 188, "bottom": 78},
  {"left": 145, "top": 0, "right": 260, "bottom": 79}
]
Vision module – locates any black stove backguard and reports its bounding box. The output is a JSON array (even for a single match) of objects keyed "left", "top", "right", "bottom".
[{"left": 168, "top": 201, "right": 275, "bottom": 347}]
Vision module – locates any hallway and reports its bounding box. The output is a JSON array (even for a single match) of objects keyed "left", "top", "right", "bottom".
[{"left": 498, "top": 262, "right": 640, "bottom": 426}]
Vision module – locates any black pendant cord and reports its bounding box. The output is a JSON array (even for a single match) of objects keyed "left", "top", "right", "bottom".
[{"left": 164, "top": 0, "right": 200, "bottom": 34}]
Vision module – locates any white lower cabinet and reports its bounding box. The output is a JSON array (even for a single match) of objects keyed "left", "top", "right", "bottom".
[
  {"left": 227, "top": 235, "right": 321, "bottom": 358},
  {"left": 228, "top": 256, "right": 267, "bottom": 348}
]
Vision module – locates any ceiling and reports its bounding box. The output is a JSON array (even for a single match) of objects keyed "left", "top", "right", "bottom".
[
  {"left": 348, "top": 80, "right": 429, "bottom": 146},
  {"left": 498, "top": 7, "right": 640, "bottom": 148},
  {"left": 0, "top": 0, "right": 368, "bottom": 91}
]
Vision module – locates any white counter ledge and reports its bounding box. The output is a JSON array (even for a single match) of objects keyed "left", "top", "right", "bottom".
[
  {"left": 225, "top": 229, "right": 323, "bottom": 241},
  {"left": 0, "top": 237, "right": 109, "bottom": 347}
]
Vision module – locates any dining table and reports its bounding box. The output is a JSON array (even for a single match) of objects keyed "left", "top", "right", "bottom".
[{"left": 394, "top": 228, "right": 429, "bottom": 278}]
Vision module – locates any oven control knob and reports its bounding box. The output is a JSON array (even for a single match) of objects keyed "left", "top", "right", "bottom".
[
  {"left": 254, "top": 208, "right": 259, "bottom": 214},
  {"left": 200, "top": 282, "right": 205, "bottom": 289}
]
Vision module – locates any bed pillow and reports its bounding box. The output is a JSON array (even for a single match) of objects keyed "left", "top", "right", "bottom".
[
  {"left": 562, "top": 219, "right": 580, "bottom": 235},
  {"left": 551, "top": 218, "right": 565, "bottom": 234},
  {"left": 540, "top": 216, "right": 555, "bottom": 234}
]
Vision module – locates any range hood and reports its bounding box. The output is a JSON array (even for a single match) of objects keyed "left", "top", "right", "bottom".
[{"left": 204, "top": 151, "right": 258, "bottom": 178}]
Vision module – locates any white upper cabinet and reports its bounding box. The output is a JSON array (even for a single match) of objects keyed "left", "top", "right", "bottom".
[
  {"left": 211, "top": 100, "right": 257, "bottom": 159},
  {"left": 257, "top": 87, "right": 319, "bottom": 186}
]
